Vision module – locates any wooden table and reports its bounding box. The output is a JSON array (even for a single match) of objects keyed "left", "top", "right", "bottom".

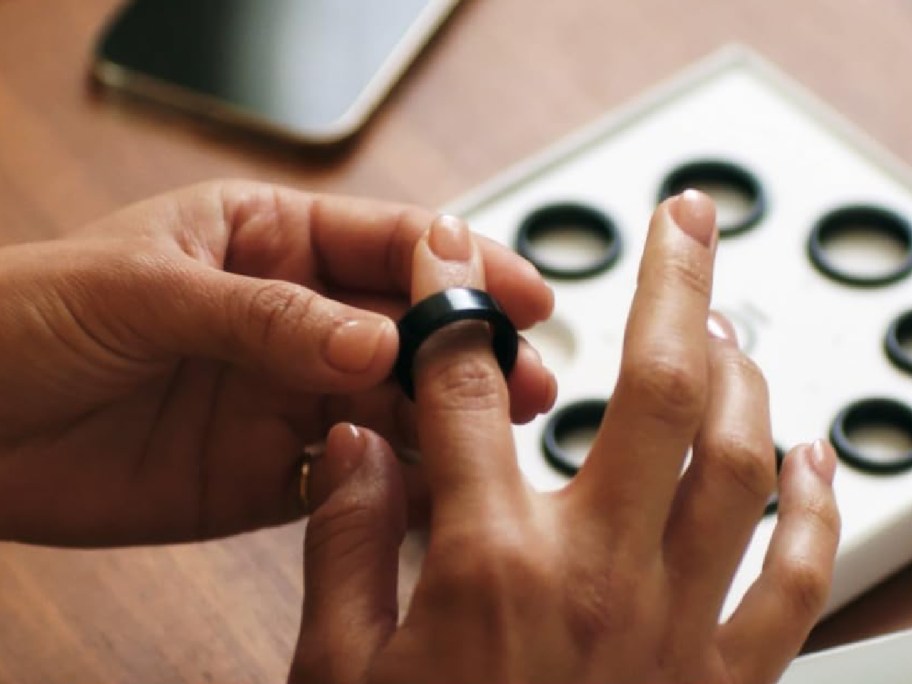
[{"left": 3, "top": 1, "right": 912, "bottom": 681}]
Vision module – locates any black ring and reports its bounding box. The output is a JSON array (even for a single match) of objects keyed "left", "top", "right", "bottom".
[
  {"left": 394, "top": 287, "right": 519, "bottom": 400},
  {"left": 808, "top": 205, "right": 912, "bottom": 287},
  {"left": 830, "top": 397, "right": 912, "bottom": 475},
  {"left": 541, "top": 398, "right": 608, "bottom": 476},
  {"left": 763, "top": 446, "right": 785, "bottom": 517},
  {"left": 515, "top": 202, "right": 621, "bottom": 280},
  {"left": 657, "top": 159, "right": 766, "bottom": 237},
  {"left": 886, "top": 310, "right": 912, "bottom": 375}
]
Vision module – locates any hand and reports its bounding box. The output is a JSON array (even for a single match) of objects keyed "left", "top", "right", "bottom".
[
  {"left": 290, "top": 191, "right": 841, "bottom": 684},
  {"left": 0, "top": 180, "right": 556, "bottom": 545}
]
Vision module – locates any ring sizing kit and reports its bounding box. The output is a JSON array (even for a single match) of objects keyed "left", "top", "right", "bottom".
[{"left": 445, "top": 46, "right": 912, "bottom": 620}]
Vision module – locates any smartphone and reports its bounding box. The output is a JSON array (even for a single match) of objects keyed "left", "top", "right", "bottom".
[{"left": 93, "top": 0, "right": 460, "bottom": 144}]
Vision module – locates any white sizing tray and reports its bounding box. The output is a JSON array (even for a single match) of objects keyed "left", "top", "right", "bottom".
[
  {"left": 780, "top": 627, "right": 912, "bottom": 683},
  {"left": 446, "top": 45, "right": 912, "bottom": 619}
]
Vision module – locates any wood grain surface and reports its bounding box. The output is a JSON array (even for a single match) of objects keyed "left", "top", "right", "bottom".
[{"left": 2, "top": 0, "right": 912, "bottom": 681}]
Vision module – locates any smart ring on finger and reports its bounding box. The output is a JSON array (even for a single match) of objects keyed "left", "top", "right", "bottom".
[
  {"left": 541, "top": 398, "right": 608, "bottom": 476},
  {"left": 394, "top": 287, "right": 519, "bottom": 400}
]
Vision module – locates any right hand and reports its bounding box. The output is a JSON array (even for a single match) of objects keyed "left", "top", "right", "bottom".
[
  {"left": 290, "top": 190, "right": 841, "bottom": 684},
  {"left": 0, "top": 181, "right": 555, "bottom": 545}
]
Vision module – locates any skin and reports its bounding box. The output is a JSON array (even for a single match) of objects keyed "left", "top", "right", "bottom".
[
  {"left": 0, "top": 180, "right": 557, "bottom": 546},
  {"left": 291, "top": 191, "right": 842, "bottom": 684}
]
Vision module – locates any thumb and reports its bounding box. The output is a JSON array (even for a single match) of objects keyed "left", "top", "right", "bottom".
[
  {"left": 289, "top": 423, "right": 406, "bottom": 684},
  {"left": 163, "top": 265, "right": 398, "bottom": 392}
]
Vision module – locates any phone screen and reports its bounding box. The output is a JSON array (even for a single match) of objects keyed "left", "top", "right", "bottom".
[{"left": 95, "top": 0, "right": 458, "bottom": 142}]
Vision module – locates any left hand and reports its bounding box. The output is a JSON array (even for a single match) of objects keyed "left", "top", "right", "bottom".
[
  {"left": 0, "top": 180, "right": 555, "bottom": 545},
  {"left": 290, "top": 192, "right": 841, "bottom": 684}
]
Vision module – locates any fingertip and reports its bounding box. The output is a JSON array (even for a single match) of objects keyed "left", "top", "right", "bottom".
[
  {"left": 809, "top": 438, "right": 837, "bottom": 485},
  {"left": 428, "top": 214, "right": 472, "bottom": 261},
  {"left": 518, "top": 256, "right": 556, "bottom": 322},
  {"left": 307, "top": 423, "right": 368, "bottom": 511},
  {"left": 307, "top": 423, "right": 407, "bottom": 522},
  {"left": 323, "top": 315, "right": 398, "bottom": 378},
  {"left": 412, "top": 215, "right": 485, "bottom": 301},
  {"left": 668, "top": 189, "right": 717, "bottom": 248},
  {"left": 777, "top": 441, "right": 841, "bottom": 538},
  {"left": 534, "top": 286, "right": 556, "bottom": 326},
  {"left": 507, "top": 341, "right": 558, "bottom": 423},
  {"left": 326, "top": 422, "right": 368, "bottom": 464},
  {"left": 780, "top": 440, "right": 838, "bottom": 492}
]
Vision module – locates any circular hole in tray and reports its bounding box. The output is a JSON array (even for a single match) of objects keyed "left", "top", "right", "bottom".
[
  {"left": 657, "top": 159, "right": 766, "bottom": 237},
  {"left": 541, "top": 398, "right": 608, "bottom": 477},
  {"left": 516, "top": 203, "right": 621, "bottom": 280},
  {"left": 808, "top": 205, "right": 912, "bottom": 287},
  {"left": 886, "top": 310, "right": 912, "bottom": 375},
  {"left": 522, "top": 317, "right": 577, "bottom": 373},
  {"left": 763, "top": 446, "right": 785, "bottom": 517},
  {"left": 830, "top": 398, "right": 912, "bottom": 474}
]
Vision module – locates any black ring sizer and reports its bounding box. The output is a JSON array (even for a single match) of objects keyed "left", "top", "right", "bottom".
[
  {"left": 886, "top": 309, "right": 912, "bottom": 375},
  {"left": 394, "top": 287, "right": 519, "bottom": 400},
  {"left": 657, "top": 159, "right": 766, "bottom": 237},
  {"left": 541, "top": 398, "right": 608, "bottom": 476},
  {"left": 830, "top": 397, "right": 912, "bottom": 475},
  {"left": 763, "top": 446, "right": 786, "bottom": 517},
  {"left": 515, "top": 202, "right": 621, "bottom": 280},
  {"left": 808, "top": 205, "right": 912, "bottom": 288}
]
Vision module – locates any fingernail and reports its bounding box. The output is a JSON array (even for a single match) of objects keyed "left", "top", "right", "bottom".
[
  {"left": 428, "top": 214, "right": 472, "bottom": 262},
  {"left": 315, "top": 423, "right": 368, "bottom": 501},
  {"left": 707, "top": 311, "right": 738, "bottom": 345},
  {"left": 524, "top": 340, "right": 543, "bottom": 366},
  {"left": 324, "top": 317, "right": 395, "bottom": 373},
  {"left": 809, "top": 439, "right": 837, "bottom": 484},
  {"left": 327, "top": 423, "right": 366, "bottom": 464},
  {"left": 545, "top": 371, "right": 558, "bottom": 410},
  {"left": 669, "top": 189, "right": 717, "bottom": 248}
]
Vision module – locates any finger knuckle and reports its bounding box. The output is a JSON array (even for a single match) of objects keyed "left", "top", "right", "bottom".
[
  {"left": 776, "top": 558, "right": 832, "bottom": 619},
  {"left": 796, "top": 491, "right": 842, "bottom": 540},
  {"left": 666, "top": 253, "right": 712, "bottom": 299},
  {"left": 217, "top": 180, "right": 284, "bottom": 235},
  {"left": 720, "top": 350, "right": 769, "bottom": 396},
  {"left": 704, "top": 433, "right": 777, "bottom": 501},
  {"left": 562, "top": 562, "right": 657, "bottom": 652},
  {"left": 427, "top": 526, "right": 545, "bottom": 604},
  {"left": 420, "top": 354, "right": 505, "bottom": 413},
  {"left": 621, "top": 351, "right": 705, "bottom": 426},
  {"left": 644, "top": 251, "right": 712, "bottom": 300},
  {"left": 241, "top": 280, "right": 315, "bottom": 351}
]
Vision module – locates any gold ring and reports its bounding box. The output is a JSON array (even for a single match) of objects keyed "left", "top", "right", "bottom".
[
  {"left": 299, "top": 442, "right": 325, "bottom": 513},
  {"left": 299, "top": 459, "right": 311, "bottom": 513}
]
